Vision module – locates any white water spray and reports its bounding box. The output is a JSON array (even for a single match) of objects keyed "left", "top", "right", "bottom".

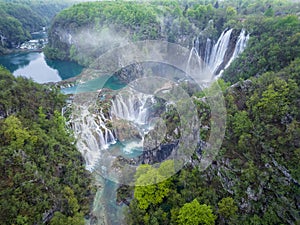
[
  {"left": 224, "top": 29, "right": 250, "bottom": 69},
  {"left": 71, "top": 102, "right": 116, "bottom": 171},
  {"left": 190, "top": 28, "right": 249, "bottom": 77},
  {"left": 208, "top": 29, "right": 233, "bottom": 74},
  {"left": 111, "top": 89, "right": 155, "bottom": 125}
]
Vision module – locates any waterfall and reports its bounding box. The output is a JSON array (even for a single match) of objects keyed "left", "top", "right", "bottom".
[
  {"left": 224, "top": 29, "right": 250, "bottom": 69},
  {"left": 204, "top": 38, "right": 212, "bottom": 65},
  {"left": 192, "top": 28, "right": 249, "bottom": 77},
  {"left": 208, "top": 29, "right": 233, "bottom": 74},
  {"left": 110, "top": 89, "right": 155, "bottom": 125},
  {"left": 71, "top": 104, "right": 116, "bottom": 171},
  {"left": 70, "top": 88, "right": 157, "bottom": 170}
]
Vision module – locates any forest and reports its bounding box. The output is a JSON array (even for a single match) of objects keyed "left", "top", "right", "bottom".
[
  {"left": 0, "top": 0, "right": 300, "bottom": 224},
  {"left": 45, "top": 0, "right": 300, "bottom": 67},
  {"left": 124, "top": 60, "right": 300, "bottom": 225},
  {"left": 0, "top": 0, "right": 78, "bottom": 53},
  {"left": 0, "top": 66, "right": 94, "bottom": 224}
]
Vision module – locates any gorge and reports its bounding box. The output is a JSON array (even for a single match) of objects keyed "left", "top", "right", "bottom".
[
  {"left": 65, "top": 26, "right": 249, "bottom": 225},
  {"left": 70, "top": 26, "right": 250, "bottom": 165},
  {"left": 1, "top": 1, "right": 300, "bottom": 225}
]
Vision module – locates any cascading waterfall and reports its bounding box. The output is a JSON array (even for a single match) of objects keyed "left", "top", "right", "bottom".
[
  {"left": 224, "top": 29, "right": 250, "bottom": 69},
  {"left": 192, "top": 28, "right": 249, "bottom": 76},
  {"left": 110, "top": 90, "right": 155, "bottom": 125},
  {"left": 71, "top": 104, "right": 116, "bottom": 171},
  {"left": 71, "top": 89, "right": 156, "bottom": 171},
  {"left": 110, "top": 89, "right": 157, "bottom": 156},
  {"left": 208, "top": 28, "right": 233, "bottom": 74}
]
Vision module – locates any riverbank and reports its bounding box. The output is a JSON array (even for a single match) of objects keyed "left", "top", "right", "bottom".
[
  {"left": 0, "top": 30, "right": 47, "bottom": 56},
  {"left": 0, "top": 46, "right": 42, "bottom": 55},
  {"left": 5, "top": 48, "right": 42, "bottom": 54}
]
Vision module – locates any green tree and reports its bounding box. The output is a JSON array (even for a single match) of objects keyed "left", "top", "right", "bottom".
[
  {"left": 264, "top": 7, "right": 274, "bottom": 17},
  {"left": 50, "top": 211, "right": 84, "bottom": 225},
  {"left": 226, "top": 6, "right": 237, "bottom": 18},
  {"left": 232, "top": 111, "right": 252, "bottom": 137},
  {"left": 134, "top": 161, "right": 174, "bottom": 210},
  {"left": 62, "top": 186, "right": 80, "bottom": 216},
  {"left": 2, "top": 116, "right": 31, "bottom": 149},
  {"left": 218, "top": 197, "right": 238, "bottom": 221},
  {"left": 177, "top": 199, "right": 216, "bottom": 225}
]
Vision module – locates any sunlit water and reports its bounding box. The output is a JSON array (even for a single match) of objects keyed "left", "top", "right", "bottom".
[{"left": 0, "top": 52, "right": 83, "bottom": 83}]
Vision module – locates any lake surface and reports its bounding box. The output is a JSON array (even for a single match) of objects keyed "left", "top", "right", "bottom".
[
  {"left": 62, "top": 75, "right": 126, "bottom": 94},
  {"left": 0, "top": 51, "right": 83, "bottom": 83}
]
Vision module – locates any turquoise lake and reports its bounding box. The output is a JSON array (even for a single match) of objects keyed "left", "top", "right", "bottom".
[{"left": 0, "top": 51, "right": 83, "bottom": 83}]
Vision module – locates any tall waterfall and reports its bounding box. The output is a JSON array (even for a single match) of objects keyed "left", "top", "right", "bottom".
[
  {"left": 224, "top": 29, "right": 250, "bottom": 69},
  {"left": 208, "top": 29, "right": 233, "bottom": 74},
  {"left": 194, "top": 28, "right": 249, "bottom": 76},
  {"left": 111, "top": 89, "right": 155, "bottom": 125}
]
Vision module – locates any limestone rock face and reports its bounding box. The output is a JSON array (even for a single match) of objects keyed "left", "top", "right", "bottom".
[
  {"left": 228, "top": 79, "right": 253, "bottom": 110},
  {"left": 112, "top": 119, "right": 141, "bottom": 142},
  {"left": 115, "top": 63, "right": 144, "bottom": 85},
  {"left": 139, "top": 140, "right": 179, "bottom": 165}
]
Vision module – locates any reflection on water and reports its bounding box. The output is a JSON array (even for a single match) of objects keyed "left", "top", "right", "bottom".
[
  {"left": 45, "top": 58, "right": 84, "bottom": 80},
  {"left": 13, "top": 53, "right": 62, "bottom": 83},
  {"left": 0, "top": 52, "right": 37, "bottom": 72},
  {"left": 0, "top": 52, "right": 83, "bottom": 83}
]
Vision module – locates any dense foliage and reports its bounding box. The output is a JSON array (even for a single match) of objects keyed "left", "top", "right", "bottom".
[
  {"left": 45, "top": 0, "right": 300, "bottom": 67},
  {"left": 116, "top": 1, "right": 300, "bottom": 224},
  {"left": 0, "top": 67, "right": 93, "bottom": 225},
  {"left": 45, "top": 1, "right": 181, "bottom": 65},
  {"left": 125, "top": 61, "right": 300, "bottom": 225},
  {"left": 223, "top": 14, "right": 300, "bottom": 83},
  {"left": 0, "top": 0, "right": 71, "bottom": 53},
  {"left": 1, "top": 0, "right": 299, "bottom": 225}
]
